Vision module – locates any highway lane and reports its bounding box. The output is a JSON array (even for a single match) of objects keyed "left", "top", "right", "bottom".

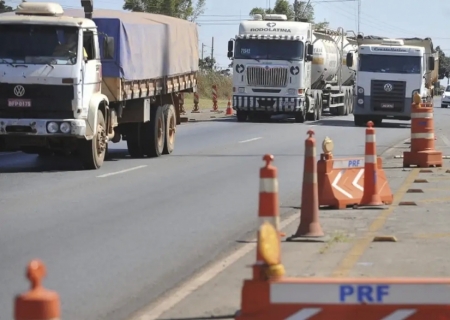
[{"left": 0, "top": 111, "right": 425, "bottom": 320}]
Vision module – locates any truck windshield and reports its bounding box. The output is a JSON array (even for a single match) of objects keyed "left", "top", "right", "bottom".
[
  {"left": 446, "top": 86, "right": 450, "bottom": 92},
  {"left": 234, "top": 39, "right": 304, "bottom": 61},
  {"left": 0, "top": 24, "right": 79, "bottom": 65},
  {"left": 359, "top": 54, "right": 421, "bottom": 74}
]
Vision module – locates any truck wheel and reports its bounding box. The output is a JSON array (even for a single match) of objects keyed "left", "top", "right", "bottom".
[
  {"left": 236, "top": 110, "right": 248, "bottom": 122},
  {"left": 354, "top": 115, "right": 366, "bottom": 127},
  {"left": 163, "top": 104, "right": 176, "bottom": 155},
  {"left": 127, "top": 123, "right": 145, "bottom": 158},
  {"left": 142, "top": 105, "right": 165, "bottom": 157},
  {"left": 79, "top": 110, "right": 107, "bottom": 169}
]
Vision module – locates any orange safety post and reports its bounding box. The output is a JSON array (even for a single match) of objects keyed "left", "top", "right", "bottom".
[
  {"left": 191, "top": 92, "right": 200, "bottom": 113},
  {"left": 403, "top": 101, "right": 442, "bottom": 168},
  {"left": 226, "top": 96, "right": 233, "bottom": 115},
  {"left": 14, "top": 260, "right": 60, "bottom": 320},
  {"left": 288, "top": 129, "right": 324, "bottom": 240},
  {"left": 255, "top": 154, "right": 285, "bottom": 280},
  {"left": 211, "top": 84, "right": 219, "bottom": 112}
]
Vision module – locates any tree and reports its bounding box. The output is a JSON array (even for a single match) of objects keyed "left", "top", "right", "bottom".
[
  {"left": 199, "top": 56, "right": 216, "bottom": 71},
  {"left": 436, "top": 46, "right": 450, "bottom": 79},
  {"left": 0, "top": 0, "right": 13, "bottom": 13},
  {"left": 249, "top": 0, "right": 329, "bottom": 30},
  {"left": 123, "top": 0, "right": 206, "bottom": 22}
]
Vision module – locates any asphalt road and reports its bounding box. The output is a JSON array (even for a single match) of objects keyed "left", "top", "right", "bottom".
[{"left": 0, "top": 102, "right": 438, "bottom": 320}]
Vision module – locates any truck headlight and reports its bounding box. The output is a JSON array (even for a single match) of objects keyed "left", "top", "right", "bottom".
[
  {"left": 47, "top": 122, "right": 59, "bottom": 133},
  {"left": 288, "top": 88, "right": 296, "bottom": 95},
  {"left": 358, "top": 87, "right": 364, "bottom": 94},
  {"left": 60, "top": 122, "right": 71, "bottom": 134},
  {"left": 357, "top": 98, "right": 364, "bottom": 105}
]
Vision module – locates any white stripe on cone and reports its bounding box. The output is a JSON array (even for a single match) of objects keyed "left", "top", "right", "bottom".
[{"left": 260, "top": 178, "right": 279, "bottom": 193}]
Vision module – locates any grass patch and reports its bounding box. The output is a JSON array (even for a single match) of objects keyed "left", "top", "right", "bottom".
[
  {"left": 184, "top": 71, "right": 232, "bottom": 109},
  {"left": 319, "top": 231, "right": 349, "bottom": 254}
]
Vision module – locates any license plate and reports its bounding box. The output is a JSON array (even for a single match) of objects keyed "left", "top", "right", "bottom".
[
  {"left": 381, "top": 103, "right": 394, "bottom": 109},
  {"left": 8, "top": 99, "right": 31, "bottom": 107}
]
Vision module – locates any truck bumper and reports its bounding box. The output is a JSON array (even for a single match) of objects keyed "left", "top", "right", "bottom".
[
  {"left": 442, "top": 99, "right": 450, "bottom": 107},
  {"left": 0, "top": 118, "right": 87, "bottom": 137},
  {"left": 232, "top": 95, "right": 304, "bottom": 113},
  {"left": 353, "top": 96, "right": 412, "bottom": 121}
]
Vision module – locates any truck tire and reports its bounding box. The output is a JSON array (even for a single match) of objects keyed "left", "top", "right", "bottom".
[
  {"left": 142, "top": 105, "right": 165, "bottom": 157},
  {"left": 337, "top": 93, "right": 347, "bottom": 116},
  {"left": 79, "top": 110, "right": 107, "bottom": 169},
  {"left": 163, "top": 104, "right": 176, "bottom": 155},
  {"left": 127, "top": 123, "right": 145, "bottom": 158},
  {"left": 236, "top": 110, "right": 248, "bottom": 122}
]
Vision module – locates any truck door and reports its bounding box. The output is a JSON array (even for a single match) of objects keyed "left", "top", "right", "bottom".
[{"left": 82, "top": 29, "right": 101, "bottom": 109}]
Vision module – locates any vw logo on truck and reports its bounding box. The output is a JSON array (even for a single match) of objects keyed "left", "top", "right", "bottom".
[{"left": 13, "top": 85, "right": 25, "bottom": 97}]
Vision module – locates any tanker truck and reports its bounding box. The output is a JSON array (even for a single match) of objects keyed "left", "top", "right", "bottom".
[
  {"left": 226, "top": 14, "right": 358, "bottom": 123},
  {"left": 346, "top": 36, "right": 438, "bottom": 126},
  {"left": 0, "top": 1, "right": 198, "bottom": 169}
]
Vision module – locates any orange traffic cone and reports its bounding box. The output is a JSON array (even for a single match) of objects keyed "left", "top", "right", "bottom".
[
  {"left": 288, "top": 130, "right": 324, "bottom": 240},
  {"left": 359, "top": 121, "right": 383, "bottom": 206},
  {"left": 226, "top": 97, "right": 233, "bottom": 115},
  {"left": 14, "top": 260, "right": 60, "bottom": 320}
]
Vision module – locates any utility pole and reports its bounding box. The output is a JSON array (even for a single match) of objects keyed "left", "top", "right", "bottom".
[
  {"left": 211, "top": 37, "right": 214, "bottom": 61},
  {"left": 357, "top": 0, "right": 361, "bottom": 35},
  {"left": 294, "top": 0, "right": 298, "bottom": 20},
  {"left": 201, "top": 43, "right": 205, "bottom": 60}
]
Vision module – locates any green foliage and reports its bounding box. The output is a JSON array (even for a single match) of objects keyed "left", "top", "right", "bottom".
[
  {"left": 199, "top": 56, "right": 216, "bottom": 71},
  {"left": 436, "top": 46, "right": 450, "bottom": 78},
  {"left": 197, "top": 71, "right": 232, "bottom": 100},
  {"left": 249, "top": 0, "right": 329, "bottom": 29},
  {"left": 0, "top": 0, "right": 13, "bottom": 12},
  {"left": 123, "top": 0, "right": 206, "bottom": 21}
]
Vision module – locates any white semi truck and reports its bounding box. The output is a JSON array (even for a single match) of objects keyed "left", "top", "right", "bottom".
[
  {"left": 227, "top": 14, "right": 358, "bottom": 123},
  {"left": 0, "top": 1, "right": 199, "bottom": 169},
  {"left": 346, "top": 36, "right": 438, "bottom": 126}
]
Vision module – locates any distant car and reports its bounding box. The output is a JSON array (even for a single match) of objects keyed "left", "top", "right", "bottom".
[{"left": 442, "top": 85, "right": 450, "bottom": 108}]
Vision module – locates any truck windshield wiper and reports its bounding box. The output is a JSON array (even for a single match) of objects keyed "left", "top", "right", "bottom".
[
  {"left": 270, "top": 56, "right": 295, "bottom": 62},
  {"left": 0, "top": 58, "right": 16, "bottom": 67},
  {"left": 240, "top": 54, "right": 260, "bottom": 62}
]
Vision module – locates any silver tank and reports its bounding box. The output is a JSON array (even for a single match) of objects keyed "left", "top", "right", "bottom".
[{"left": 311, "top": 29, "right": 358, "bottom": 88}]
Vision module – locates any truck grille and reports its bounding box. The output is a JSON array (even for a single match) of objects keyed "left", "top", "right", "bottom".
[
  {"left": 0, "top": 83, "right": 74, "bottom": 119},
  {"left": 370, "top": 80, "right": 406, "bottom": 112},
  {"left": 247, "top": 66, "right": 288, "bottom": 87}
]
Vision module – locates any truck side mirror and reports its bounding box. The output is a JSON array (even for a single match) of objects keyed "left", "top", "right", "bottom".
[
  {"left": 307, "top": 43, "right": 313, "bottom": 55},
  {"left": 346, "top": 52, "right": 353, "bottom": 67},
  {"left": 227, "top": 40, "right": 234, "bottom": 59},
  {"left": 428, "top": 56, "right": 435, "bottom": 71},
  {"left": 103, "top": 36, "right": 115, "bottom": 60}
]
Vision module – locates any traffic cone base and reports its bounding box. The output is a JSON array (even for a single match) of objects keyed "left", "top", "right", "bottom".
[{"left": 403, "top": 150, "right": 443, "bottom": 168}]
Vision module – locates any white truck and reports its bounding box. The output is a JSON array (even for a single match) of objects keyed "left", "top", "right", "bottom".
[
  {"left": 227, "top": 14, "right": 358, "bottom": 123},
  {"left": 346, "top": 36, "right": 438, "bottom": 126},
  {"left": 0, "top": 1, "right": 199, "bottom": 169}
]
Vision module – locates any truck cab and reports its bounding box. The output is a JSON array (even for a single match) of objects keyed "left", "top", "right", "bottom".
[
  {"left": 0, "top": 2, "right": 110, "bottom": 167},
  {"left": 347, "top": 37, "right": 437, "bottom": 126},
  {"left": 442, "top": 85, "right": 450, "bottom": 108},
  {"left": 227, "top": 14, "right": 314, "bottom": 123}
]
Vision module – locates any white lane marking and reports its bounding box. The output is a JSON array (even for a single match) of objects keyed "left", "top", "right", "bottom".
[
  {"left": 285, "top": 308, "right": 322, "bottom": 320},
  {"left": 441, "top": 134, "right": 450, "bottom": 147},
  {"left": 97, "top": 165, "right": 147, "bottom": 178},
  {"left": 128, "top": 213, "right": 299, "bottom": 320},
  {"left": 238, "top": 137, "right": 262, "bottom": 143}
]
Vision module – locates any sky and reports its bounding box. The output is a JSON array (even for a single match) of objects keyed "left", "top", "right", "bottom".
[{"left": 5, "top": 0, "right": 450, "bottom": 83}]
